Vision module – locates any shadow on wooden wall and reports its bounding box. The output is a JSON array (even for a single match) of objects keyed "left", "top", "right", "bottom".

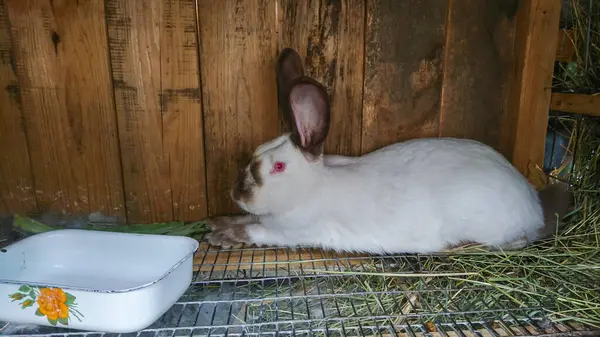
[{"left": 0, "top": 0, "right": 561, "bottom": 224}]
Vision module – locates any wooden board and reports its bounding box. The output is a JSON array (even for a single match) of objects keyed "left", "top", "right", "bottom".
[
  {"left": 550, "top": 93, "right": 600, "bottom": 117},
  {"left": 0, "top": 0, "right": 36, "bottom": 214},
  {"left": 52, "top": 0, "right": 125, "bottom": 218},
  {"left": 276, "top": 0, "right": 316, "bottom": 136},
  {"left": 161, "top": 0, "right": 208, "bottom": 221},
  {"left": 277, "top": 0, "right": 365, "bottom": 156},
  {"left": 197, "top": 0, "right": 280, "bottom": 216},
  {"left": 6, "top": 0, "right": 124, "bottom": 216},
  {"left": 439, "top": 0, "right": 517, "bottom": 153},
  {"left": 506, "top": 0, "right": 562, "bottom": 179},
  {"left": 362, "top": 0, "right": 447, "bottom": 154},
  {"left": 105, "top": 0, "right": 173, "bottom": 223}
]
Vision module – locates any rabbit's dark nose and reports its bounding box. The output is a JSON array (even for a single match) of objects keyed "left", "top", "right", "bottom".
[{"left": 231, "top": 158, "right": 262, "bottom": 204}]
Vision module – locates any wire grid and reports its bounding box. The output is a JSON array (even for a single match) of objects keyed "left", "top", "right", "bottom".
[{"left": 2, "top": 238, "right": 598, "bottom": 337}]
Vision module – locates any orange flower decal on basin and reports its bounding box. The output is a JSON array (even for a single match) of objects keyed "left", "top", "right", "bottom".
[
  {"left": 37, "top": 288, "right": 69, "bottom": 321},
  {"left": 8, "top": 285, "right": 83, "bottom": 326}
]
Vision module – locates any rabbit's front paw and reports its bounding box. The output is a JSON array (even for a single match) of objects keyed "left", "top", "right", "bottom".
[
  {"left": 204, "top": 214, "right": 258, "bottom": 248},
  {"left": 206, "top": 224, "right": 251, "bottom": 248},
  {"left": 205, "top": 214, "right": 257, "bottom": 229}
]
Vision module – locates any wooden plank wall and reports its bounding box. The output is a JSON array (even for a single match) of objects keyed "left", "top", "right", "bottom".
[{"left": 0, "top": 0, "right": 561, "bottom": 224}]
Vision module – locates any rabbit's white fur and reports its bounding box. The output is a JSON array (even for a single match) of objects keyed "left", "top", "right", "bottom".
[
  {"left": 232, "top": 134, "right": 543, "bottom": 254},
  {"left": 206, "top": 48, "right": 568, "bottom": 254}
]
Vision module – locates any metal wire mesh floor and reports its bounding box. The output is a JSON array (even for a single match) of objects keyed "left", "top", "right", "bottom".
[{"left": 1, "top": 238, "right": 599, "bottom": 337}]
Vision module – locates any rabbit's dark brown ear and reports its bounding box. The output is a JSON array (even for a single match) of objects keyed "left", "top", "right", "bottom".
[
  {"left": 288, "top": 78, "right": 331, "bottom": 161},
  {"left": 276, "top": 48, "right": 304, "bottom": 130}
]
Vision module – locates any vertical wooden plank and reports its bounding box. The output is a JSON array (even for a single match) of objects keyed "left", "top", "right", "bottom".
[
  {"left": 0, "top": 0, "right": 37, "bottom": 214},
  {"left": 276, "top": 0, "right": 317, "bottom": 134},
  {"left": 505, "top": 0, "right": 562, "bottom": 181},
  {"left": 278, "top": 0, "right": 365, "bottom": 156},
  {"left": 198, "top": 0, "right": 279, "bottom": 215},
  {"left": 362, "top": 0, "right": 447, "bottom": 154},
  {"left": 161, "top": 0, "right": 208, "bottom": 221},
  {"left": 439, "top": 0, "right": 518, "bottom": 153},
  {"left": 6, "top": 0, "right": 86, "bottom": 215},
  {"left": 6, "top": 0, "right": 125, "bottom": 217},
  {"left": 277, "top": 0, "right": 316, "bottom": 63},
  {"left": 106, "top": 0, "right": 173, "bottom": 223},
  {"left": 53, "top": 0, "right": 125, "bottom": 218}
]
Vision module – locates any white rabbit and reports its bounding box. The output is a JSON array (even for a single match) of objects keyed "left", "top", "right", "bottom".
[{"left": 205, "top": 48, "right": 572, "bottom": 254}]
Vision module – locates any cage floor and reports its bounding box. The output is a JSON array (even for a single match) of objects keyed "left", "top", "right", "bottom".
[{"left": 1, "top": 239, "right": 598, "bottom": 337}]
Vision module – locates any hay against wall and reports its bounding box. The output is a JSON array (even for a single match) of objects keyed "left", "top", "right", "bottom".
[{"left": 554, "top": 0, "right": 599, "bottom": 91}]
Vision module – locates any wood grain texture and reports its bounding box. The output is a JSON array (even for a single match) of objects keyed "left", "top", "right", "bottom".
[
  {"left": 198, "top": 0, "right": 279, "bottom": 216},
  {"left": 276, "top": 0, "right": 317, "bottom": 134},
  {"left": 439, "top": 0, "right": 517, "bottom": 153},
  {"left": 550, "top": 93, "right": 600, "bottom": 117},
  {"left": 0, "top": 0, "right": 36, "bottom": 214},
  {"left": 6, "top": 0, "right": 124, "bottom": 216},
  {"left": 278, "top": 0, "right": 365, "bottom": 156},
  {"left": 506, "top": 0, "right": 562, "bottom": 179},
  {"left": 53, "top": 0, "right": 125, "bottom": 218},
  {"left": 161, "top": 0, "right": 207, "bottom": 221},
  {"left": 362, "top": 0, "right": 447, "bottom": 154},
  {"left": 106, "top": 0, "right": 173, "bottom": 223}
]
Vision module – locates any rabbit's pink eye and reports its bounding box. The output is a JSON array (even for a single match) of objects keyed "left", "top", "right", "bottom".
[{"left": 270, "top": 161, "right": 286, "bottom": 174}]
